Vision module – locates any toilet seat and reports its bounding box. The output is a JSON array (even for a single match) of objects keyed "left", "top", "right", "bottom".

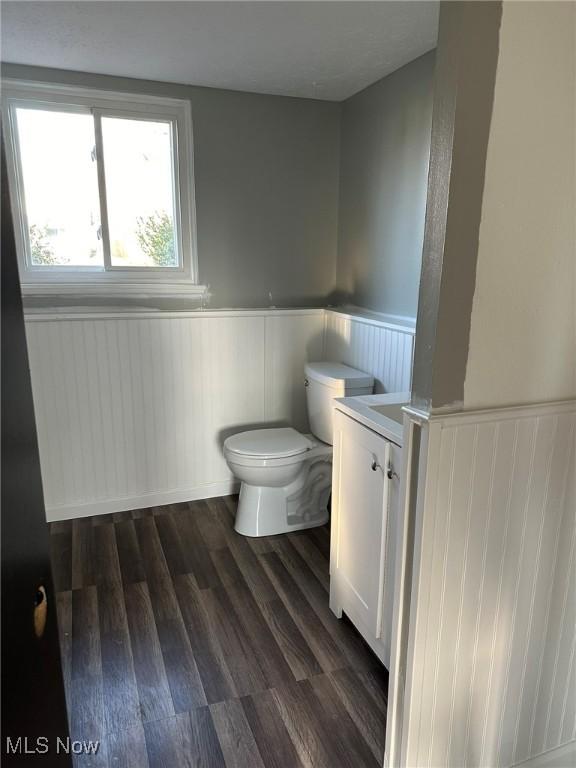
[{"left": 225, "top": 427, "right": 312, "bottom": 459}]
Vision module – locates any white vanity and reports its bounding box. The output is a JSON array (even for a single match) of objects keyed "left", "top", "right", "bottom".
[{"left": 329, "top": 392, "right": 409, "bottom": 668}]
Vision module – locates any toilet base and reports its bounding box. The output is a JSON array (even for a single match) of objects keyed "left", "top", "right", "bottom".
[{"left": 234, "top": 454, "right": 332, "bottom": 537}]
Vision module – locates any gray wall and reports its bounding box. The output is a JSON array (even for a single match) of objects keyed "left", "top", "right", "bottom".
[
  {"left": 335, "top": 51, "right": 435, "bottom": 318},
  {"left": 2, "top": 63, "right": 341, "bottom": 308}
]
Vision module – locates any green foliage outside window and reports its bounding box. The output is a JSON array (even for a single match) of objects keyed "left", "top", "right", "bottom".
[
  {"left": 29, "top": 223, "right": 59, "bottom": 265},
  {"left": 135, "top": 211, "right": 176, "bottom": 267}
]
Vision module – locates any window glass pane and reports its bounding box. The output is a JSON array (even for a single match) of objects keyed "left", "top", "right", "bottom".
[
  {"left": 16, "top": 108, "right": 103, "bottom": 267},
  {"left": 102, "top": 117, "right": 178, "bottom": 268}
]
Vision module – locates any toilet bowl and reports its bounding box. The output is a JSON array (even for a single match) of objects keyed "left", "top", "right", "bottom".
[
  {"left": 224, "top": 427, "right": 332, "bottom": 537},
  {"left": 223, "top": 362, "right": 374, "bottom": 537}
]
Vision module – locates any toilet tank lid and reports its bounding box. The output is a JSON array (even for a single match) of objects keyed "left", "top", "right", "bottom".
[{"left": 305, "top": 362, "right": 374, "bottom": 389}]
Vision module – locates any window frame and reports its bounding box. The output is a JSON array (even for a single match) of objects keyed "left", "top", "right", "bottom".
[{"left": 2, "top": 80, "right": 201, "bottom": 296}]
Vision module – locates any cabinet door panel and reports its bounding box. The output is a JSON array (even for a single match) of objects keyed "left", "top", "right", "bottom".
[{"left": 332, "top": 411, "right": 389, "bottom": 636}]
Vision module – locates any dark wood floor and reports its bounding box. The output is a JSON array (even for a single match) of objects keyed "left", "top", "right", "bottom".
[{"left": 50, "top": 496, "right": 388, "bottom": 767}]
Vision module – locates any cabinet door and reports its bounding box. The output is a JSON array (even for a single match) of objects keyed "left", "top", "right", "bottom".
[
  {"left": 380, "top": 440, "right": 402, "bottom": 655},
  {"left": 331, "top": 410, "right": 390, "bottom": 639}
]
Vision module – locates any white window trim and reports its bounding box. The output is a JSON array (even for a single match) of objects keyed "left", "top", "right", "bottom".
[{"left": 2, "top": 79, "right": 205, "bottom": 298}]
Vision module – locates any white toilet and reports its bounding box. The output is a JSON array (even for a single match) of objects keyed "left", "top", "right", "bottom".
[{"left": 224, "top": 362, "right": 374, "bottom": 537}]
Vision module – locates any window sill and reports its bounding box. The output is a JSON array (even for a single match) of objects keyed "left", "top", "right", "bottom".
[{"left": 20, "top": 281, "right": 208, "bottom": 300}]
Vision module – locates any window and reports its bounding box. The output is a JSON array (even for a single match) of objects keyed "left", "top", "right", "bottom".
[{"left": 2, "top": 81, "right": 200, "bottom": 295}]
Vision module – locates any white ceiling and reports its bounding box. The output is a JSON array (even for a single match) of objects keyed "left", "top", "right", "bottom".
[{"left": 1, "top": 1, "right": 438, "bottom": 101}]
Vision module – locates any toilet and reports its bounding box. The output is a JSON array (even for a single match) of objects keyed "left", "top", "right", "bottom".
[{"left": 224, "top": 362, "right": 374, "bottom": 537}]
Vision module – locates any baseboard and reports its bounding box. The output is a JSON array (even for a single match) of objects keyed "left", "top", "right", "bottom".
[
  {"left": 511, "top": 741, "right": 576, "bottom": 768},
  {"left": 45, "top": 480, "right": 240, "bottom": 522}
]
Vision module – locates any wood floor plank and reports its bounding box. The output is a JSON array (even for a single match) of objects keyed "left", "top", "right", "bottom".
[
  {"left": 241, "top": 689, "right": 303, "bottom": 768},
  {"left": 210, "top": 547, "right": 244, "bottom": 586},
  {"left": 224, "top": 578, "right": 295, "bottom": 689},
  {"left": 194, "top": 499, "right": 229, "bottom": 551},
  {"left": 51, "top": 529, "right": 72, "bottom": 592},
  {"left": 131, "top": 507, "right": 155, "bottom": 519},
  {"left": 193, "top": 651, "right": 238, "bottom": 707},
  {"left": 133, "top": 516, "right": 172, "bottom": 583},
  {"left": 274, "top": 538, "right": 378, "bottom": 672},
  {"left": 308, "top": 670, "right": 385, "bottom": 768},
  {"left": 144, "top": 707, "right": 226, "bottom": 768},
  {"left": 155, "top": 616, "right": 207, "bottom": 713},
  {"left": 308, "top": 525, "right": 331, "bottom": 561},
  {"left": 68, "top": 671, "right": 105, "bottom": 746},
  {"left": 91, "top": 513, "right": 113, "bottom": 526},
  {"left": 210, "top": 698, "right": 266, "bottom": 768},
  {"left": 98, "top": 582, "right": 141, "bottom": 734},
  {"left": 176, "top": 707, "right": 227, "bottom": 768},
  {"left": 71, "top": 586, "right": 101, "bottom": 678},
  {"left": 270, "top": 681, "right": 335, "bottom": 768},
  {"left": 257, "top": 598, "right": 322, "bottom": 681},
  {"left": 151, "top": 505, "right": 172, "bottom": 517},
  {"left": 174, "top": 573, "right": 237, "bottom": 704},
  {"left": 143, "top": 716, "right": 181, "bottom": 768},
  {"left": 220, "top": 495, "right": 238, "bottom": 524},
  {"left": 287, "top": 532, "right": 330, "bottom": 592},
  {"left": 357, "top": 668, "right": 389, "bottom": 716},
  {"left": 174, "top": 508, "right": 221, "bottom": 589},
  {"left": 56, "top": 590, "right": 72, "bottom": 720},
  {"left": 94, "top": 523, "right": 122, "bottom": 586},
  {"left": 146, "top": 574, "right": 181, "bottom": 622},
  {"left": 51, "top": 519, "right": 72, "bottom": 535},
  {"left": 115, "top": 520, "right": 146, "bottom": 585},
  {"left": 107, "top": 723, "right": 149, "bottom": 768},
  {"left": 328, "top": 667, "right": 386, "bottom": 763},
  {"left": 70, "top": 587, "right": 104, "bottom": 743},
  {"left": 260, "top": 552, "right": 346, "bottom": 673},
  {"left": 246, "top": 535, "right": 279, "bottom": 555},
  {"left": 123, "top": 581, "right": 175, "bottom": 723},
  {"left": 154, "top": 513, "right": 191, "bottom": 578},
  {"left": 200, "top": 586, "right": 268, "bottom": 697},
  {"left": 226, "top": 534, "right": 276, "bottom": 603},
  {"left": 290, "top": 677, "right": 378, "bottom": 768},
  {"left": 210, "top": 499, "right": 276, "bottom": 602},
  {"left": 71, "top": 731, "right": 108, "bottom": 768},
  {"left": 72, "top": 519, "right": 95, "bottom": 589}
]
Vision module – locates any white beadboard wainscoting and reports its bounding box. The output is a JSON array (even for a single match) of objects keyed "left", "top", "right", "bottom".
[
  {"left": 386, "top": 400, "right": 576, "bottom": 768},
  {"left": 325, "top": 308, "right": 414, "bottom": 394},
  {"left": 24, "top": 307, "right": 414, "bottom": 521}
]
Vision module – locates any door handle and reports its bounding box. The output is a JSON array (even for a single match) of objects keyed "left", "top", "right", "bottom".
[
  {"left": 34, "top": 585, "right": 47, "bottom": 638},
  {"left": 387, "top": 462, "right": 399, "bottom": 480},
  {"left": 371, "top": 460, "right": 380, "bottom": 471}
]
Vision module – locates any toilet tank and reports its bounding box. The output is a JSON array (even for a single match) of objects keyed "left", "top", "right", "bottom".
[{"left": 305, "top": 362, "right": 374, "bottom": 444}]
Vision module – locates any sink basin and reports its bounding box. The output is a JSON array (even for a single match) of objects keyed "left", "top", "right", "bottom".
[{"left": 368, "top": 403, "right": 407, "bottom": 425}]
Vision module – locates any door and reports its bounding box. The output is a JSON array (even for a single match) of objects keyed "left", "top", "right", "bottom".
[
  {"left": 330, "top": 410, "right": 390, "bottom": 641},
  {"left": 1, "top": 134, "right": 71, "bottom": 763}
]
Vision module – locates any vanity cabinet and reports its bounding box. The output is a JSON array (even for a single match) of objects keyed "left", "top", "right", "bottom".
[{"left": 329, "top": 407, "right": 402, "bottom": 668}]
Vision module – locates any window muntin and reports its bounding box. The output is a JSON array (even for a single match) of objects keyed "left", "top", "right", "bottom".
[{"left": 3, "top": 81, "right": 198, "bottom": 290}]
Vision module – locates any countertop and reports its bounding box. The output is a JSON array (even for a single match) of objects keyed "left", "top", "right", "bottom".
[{"left": 333, "top": 391, "right": 410, "bottom": 446}]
